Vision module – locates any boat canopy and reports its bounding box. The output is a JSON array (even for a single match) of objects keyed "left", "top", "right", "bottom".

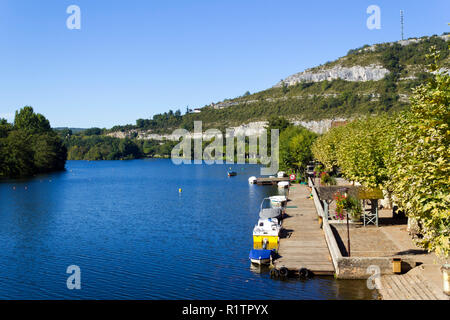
[
  {"left": 249, "top": 249, "right": 272, "bottom": 260},
  {"left": 259, "top": 208, "right": 282, "bottom": 219}
]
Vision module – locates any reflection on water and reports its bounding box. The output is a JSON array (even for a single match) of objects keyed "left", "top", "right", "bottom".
[
  {"left": 249, "top": 263, "right": 272, "bottom": 274},
  {"left": 0, "top": 160, "right": 378, "bottom": 299}
]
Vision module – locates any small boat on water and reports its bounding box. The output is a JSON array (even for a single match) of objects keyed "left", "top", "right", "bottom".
[
  {"left": 249, "top": 249, "right": 273, "bottom": 265},
  {"left": 253, "top": 218, "right": 282, "bottom": 250},
  {"left": 228, "top": 171, "right": 237, "bottom": 177},
  {"left": 248, "top": 176, "right": 257, "bottom": 184}
]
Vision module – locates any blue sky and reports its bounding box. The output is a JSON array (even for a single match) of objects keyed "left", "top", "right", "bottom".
[{"left": 0, "top": 0, "right": 448, "bottom": 128}]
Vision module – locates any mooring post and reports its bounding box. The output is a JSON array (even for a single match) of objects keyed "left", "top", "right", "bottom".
[
  {"left": 347, "top": 211, "right": 351, "bottom": 257},
  {"left": 323, "top": 200, "right": 329, "bottom": 220}
]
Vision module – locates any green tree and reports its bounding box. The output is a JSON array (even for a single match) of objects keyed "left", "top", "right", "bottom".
[
  {"left": 14, "top": 106, "right": 51, "bottom": 133},
  {"left": 0, "top": 118, "right": 13, "bottom": 138},
  {"left": 386, "top": 48, "right": 449, "bottom": 258},
  {"left": 32, "top": 133, "right": 67, "bottom": 172},
  {"left": 279, "top": 126, "right": 317, "bottom": 173},
  {"left": 118, "top": 138, "right": 141, "bottom": 159},
  {"left": 311, "top": 124, "right": 346, "bottom": 172},
  {"left": 0, "top": 107, "right": 67, "bottom": 178},
  {"left": 2, "top": 130, "right": 35, "bottom": 177},
  {"left": 336, "top": 116, "right": 393, "bottom": 188},
  {"left": 266, "top": 116, "right": 291, "bottom": 132}
]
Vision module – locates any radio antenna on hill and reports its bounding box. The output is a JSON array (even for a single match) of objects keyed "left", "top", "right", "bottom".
[{"left": 400, "top": 10, "right": 404, "bottom": 40}]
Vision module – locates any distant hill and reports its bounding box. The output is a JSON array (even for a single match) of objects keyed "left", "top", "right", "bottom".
[
  {"left": 53, "top": 127, "right": 87, "bottom": 134},
  {"left": 105, "top": 34, "right": 449, "bottom": 136}
]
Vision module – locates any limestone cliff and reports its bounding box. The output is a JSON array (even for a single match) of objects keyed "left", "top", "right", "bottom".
[{"left": 276, "top": 64, "right": 390, "bottom": 86}]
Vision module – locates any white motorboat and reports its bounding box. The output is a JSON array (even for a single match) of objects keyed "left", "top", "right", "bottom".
[
  {"left": 248, "top": 176, "right": 257, "bottom": 184},
  {"left": 269, "top": 195, "right": 287, "bottom": 208}
]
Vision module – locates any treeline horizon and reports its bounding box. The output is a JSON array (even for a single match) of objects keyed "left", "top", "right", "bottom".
[{"left": 57, "top": 117, "right": 290, "bottom": 162}]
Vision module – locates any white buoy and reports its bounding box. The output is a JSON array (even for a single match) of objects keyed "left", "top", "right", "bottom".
[
  {"left": 248, "top": 176, "right": 257, "bottom": 184},
  {"left": 277, "top": 181, "right": 290, "bottom": 188},
  {"left": 277, "top": 171, "right": 286, "bottom": 178}
]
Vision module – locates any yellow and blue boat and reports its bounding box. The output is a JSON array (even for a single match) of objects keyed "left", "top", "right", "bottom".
[{"left": 252, "top": 217, "right": 281, "bottom": 251}]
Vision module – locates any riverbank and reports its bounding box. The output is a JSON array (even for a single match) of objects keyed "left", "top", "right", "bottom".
[{"left": 301, "top": 178, "right": 449, "bottom": 299}]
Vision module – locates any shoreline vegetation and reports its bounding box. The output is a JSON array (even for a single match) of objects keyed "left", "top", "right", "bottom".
[
  {"left": 56, "top": 116, "right": 316, "bottom": 174},
  {"left": 311, "top": 51, "right": 449, "bottom": 259},
  {"left": 0, "top": 107, "right": 67, "bottom": 179}
]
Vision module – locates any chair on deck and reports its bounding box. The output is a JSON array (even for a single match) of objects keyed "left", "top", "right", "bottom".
[{"left": 363, "top": 199, "right": 379, "bottom": 226}]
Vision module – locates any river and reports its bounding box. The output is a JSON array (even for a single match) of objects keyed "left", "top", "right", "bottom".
[{"left": 0, "top": 160, "right": 377, "bottom": 299}]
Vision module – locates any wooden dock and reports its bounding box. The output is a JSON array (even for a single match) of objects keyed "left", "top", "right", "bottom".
[
  {"left": 255, "top": 177, "right": 290, "bottom": 185},
  {"left": 377, "top": 272, "right": 447, "bottom": 300},
  {"left": 273, "top": 185, "right": 335, "bottom": 276}
]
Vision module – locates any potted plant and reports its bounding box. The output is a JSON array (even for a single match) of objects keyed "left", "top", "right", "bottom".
[
  {"left": 320, "top": 172, "right": 337, "bottom": 186},
  {"left": 345, "top": 195, "right": 362, "bottom": 222},
  {"left": 334, "top": 192, "right": 347, "bottom": 220}
]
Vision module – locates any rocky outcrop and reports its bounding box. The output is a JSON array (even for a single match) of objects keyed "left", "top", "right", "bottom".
[
  {"left": 292, "top": 119, "right": 347, "bottom": 134},
  {"left": 107, "top": 119, "right": 345, "bottom": 141},
  {"left": 275, "top": 35, "right": 449, "bottom": 88},
  {"left": 108, "top": 122, "right": 270, "bottom": 141},
  {"left": 277, "top": 64, "right": 390, "bottom": 86}
]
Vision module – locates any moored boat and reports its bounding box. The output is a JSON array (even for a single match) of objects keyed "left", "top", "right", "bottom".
[
  {"left": 228, "top": 171, "right": 237, "bottom": 177},
  {"left": 253, "top": 218, "right": 281, "bottom": 250},
  {"left": 260, "top": 197, "right": 283, "bottom": 216},
  {"left": 249, "top": 249, "right": 273, "bottom": 265},
  {"left": 269, "top": 195, "right": 287, "bottom": 208}
]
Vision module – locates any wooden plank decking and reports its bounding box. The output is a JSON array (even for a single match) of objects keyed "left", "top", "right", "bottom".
[
  {"left": 377, "top": 273, "right": 445, "bottom": 300},
  {"left": 273, "top": 185, "right": 335, "bottom": 275}
]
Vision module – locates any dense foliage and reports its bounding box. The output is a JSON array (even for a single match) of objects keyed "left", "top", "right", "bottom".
[
  {"left": 335, "top": 35, "right": 449, "bottom": 71},
  {"left": 312, "top": 116, "right": 392, "bottom": 188},
  {"left": 279, "top": 125, "right": 317, "bottom": 173},
  {"left": 0, "top": 107, "right": 67, "bottom": 178},
  {"left": 110, "top": 109, "right": 194, "bottom": 133},
  {"left": 311, "top": 49, "right": 449, "bottom": 257},
  {"left": 311, "top": 124, "right": 346, "bottom": 172},
  {"left": 386, "top": 50, "right": 449, "bottom": 257},
  {"left": 60, "top": 131, "right": 179, "bottom": 160},
  {"left": 127, "top": 81, "right": 408, "bottom": 131}
]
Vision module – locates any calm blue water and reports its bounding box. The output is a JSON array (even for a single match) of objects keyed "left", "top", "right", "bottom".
[{"left": 0, "top": 160, "right": 377, "bottom": 299}]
